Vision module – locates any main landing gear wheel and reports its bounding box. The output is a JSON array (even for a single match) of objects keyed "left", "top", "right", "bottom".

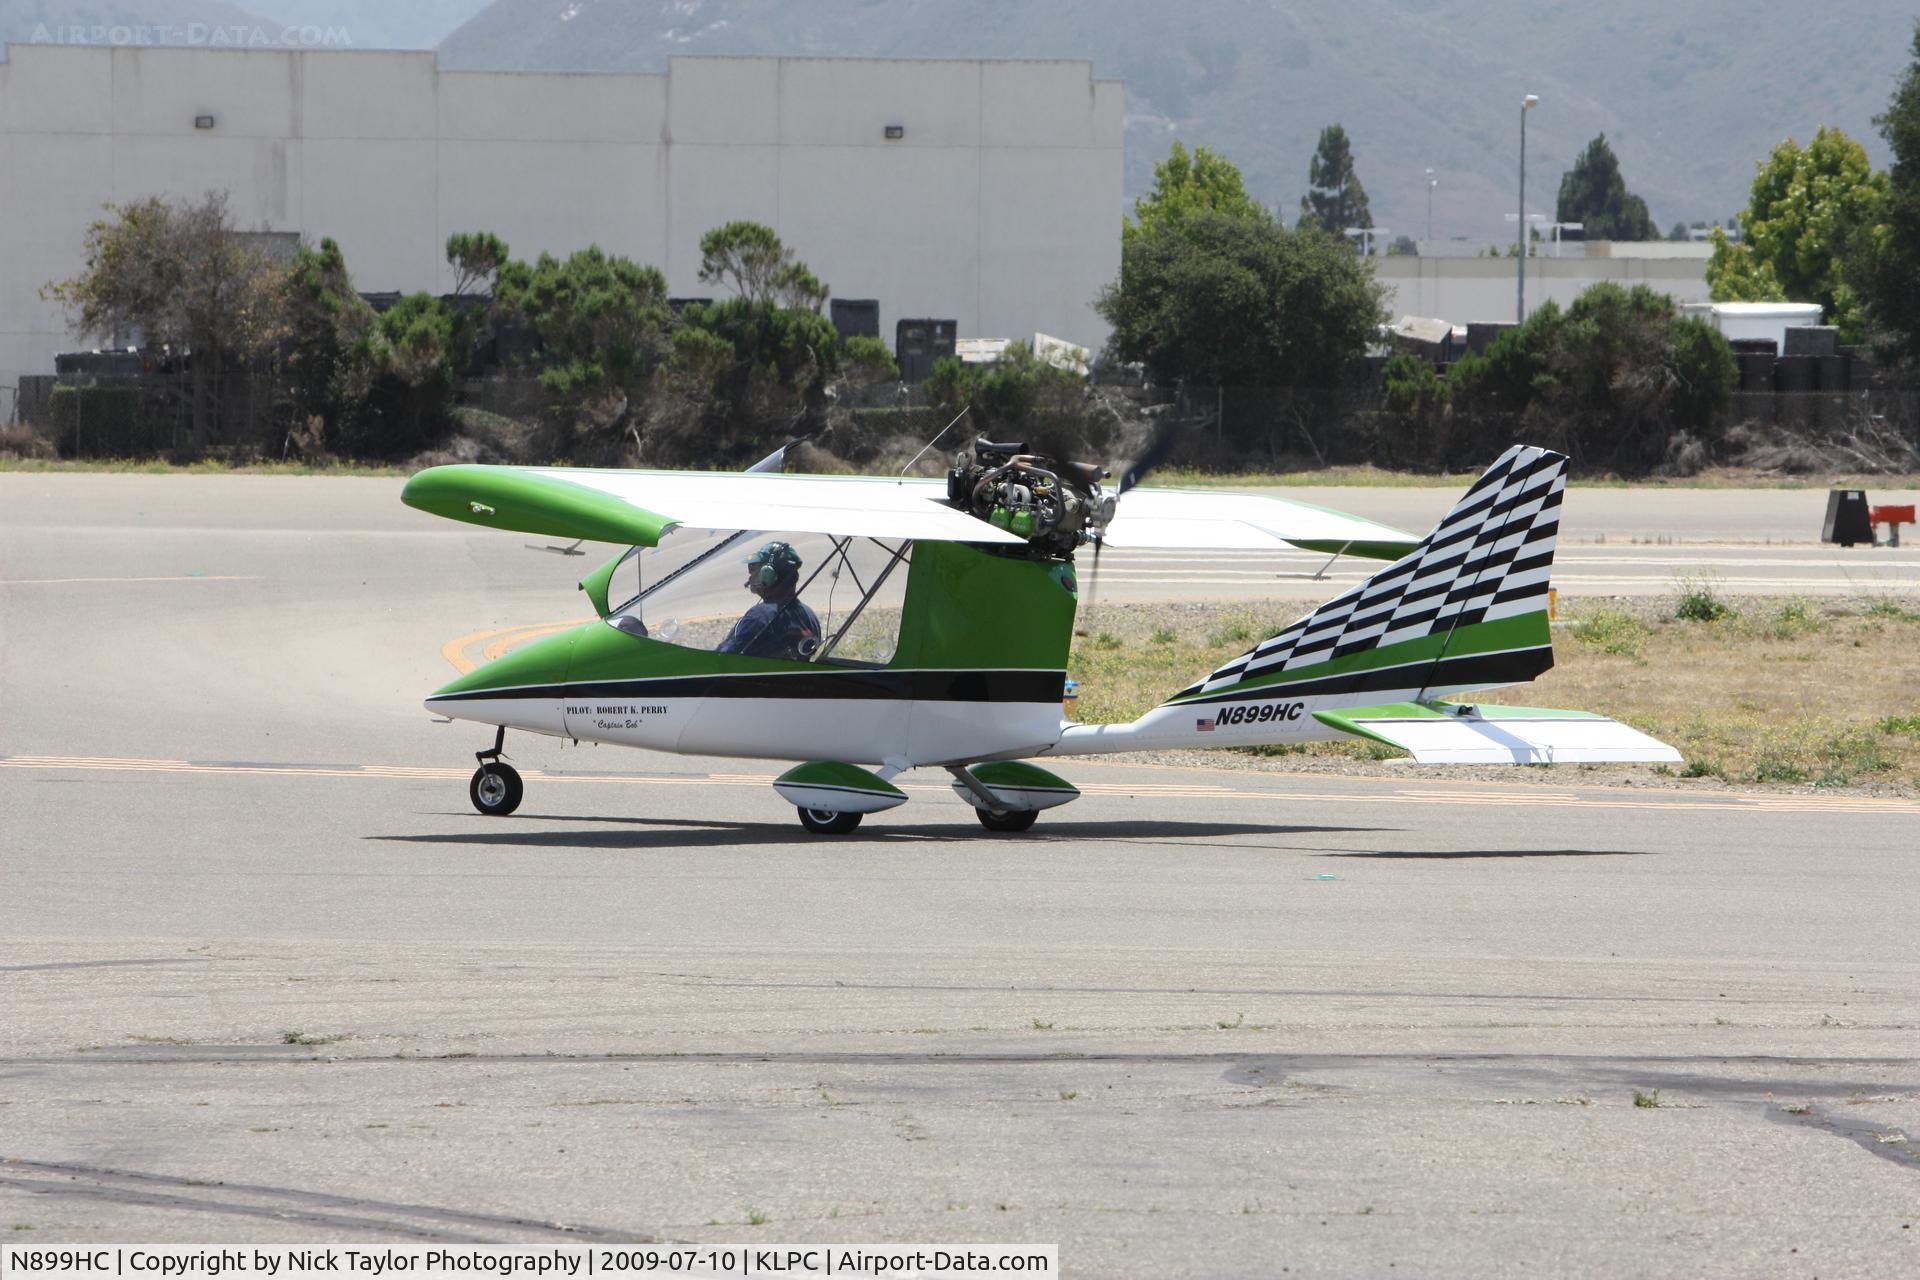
[
  {"left": 975, "top": 807, "right": 1039, "bottom": 834},
  {"left": 469, "top": 763, "right": 524, "bottom": 817},
  {"left": 796, "top": 807, "right": 863, "bottom": 835}
]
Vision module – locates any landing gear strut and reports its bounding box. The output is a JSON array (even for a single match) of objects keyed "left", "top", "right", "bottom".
[{"left": 469, "top": 726, "right": 523, "bottom": 816}]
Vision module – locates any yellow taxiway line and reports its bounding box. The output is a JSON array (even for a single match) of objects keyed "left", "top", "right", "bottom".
[
  {"left": 443, "top": 611, "right": 736, "bottom": 671},
  {"left": 439, "top": 618, "right": 593, "bottom": 674},
  {"left": 3, "top": 754, "right": 1915, "bottom": 816},
  {"left": 0, "top": 575, "right": 259, "bottom": 586}
]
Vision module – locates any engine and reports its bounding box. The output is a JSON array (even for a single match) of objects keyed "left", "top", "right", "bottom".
[{"left": 946, "top": 438, "right": 1115, "bottom": 559}]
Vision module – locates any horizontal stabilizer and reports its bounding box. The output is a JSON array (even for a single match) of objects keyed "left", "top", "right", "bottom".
[{"left": 1314, "top": 702, "right": 1682, "bottom": 765}]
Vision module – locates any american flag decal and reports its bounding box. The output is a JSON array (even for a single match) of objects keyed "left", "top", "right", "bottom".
[{"left": 1195, "top": 717, "right": 1216, "bottom": 732}]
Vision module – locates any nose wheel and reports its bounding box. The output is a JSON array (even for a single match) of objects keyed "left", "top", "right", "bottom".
[
  {"left": 470, "top": 762, "right": 524, "bottom": 816},
  {"left": 468, "top": 726, "right": 522, "bottom": 816}
]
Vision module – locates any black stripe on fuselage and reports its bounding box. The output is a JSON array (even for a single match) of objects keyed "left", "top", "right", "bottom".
[
  {"left": 430, "top": 668, "right": 1067, "bottom": 704},
  {"left": 1168, "top": 646, "right": 1554, "bottom": 705}
]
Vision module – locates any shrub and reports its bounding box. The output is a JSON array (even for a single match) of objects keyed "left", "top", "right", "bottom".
[
  {"left": 1817, "top": 730, "right": 1892, "bottom": 785},
  {"left": 0, "top": 423, "right": 56, "bottom": 460},
  {"left": 1771, "top": 598, "right": 1824, "bottom": 638},
  {"left": 1440, "top": 284, "right": 1736, "bottom": 474},
  {"left": 1673, "top": 574, "right": 1733, "bottom": 622},
  {"left": 925, "top": 343, "right": 1108, "bottom": 461},
  {"left": 1570, "top": 606, "right": 1650, "bottom": 656},
  {"left": 1747, "top": 754, "right": 1807, "bottom": 784},
  {"left": 841, "top": 335, "right": 900, "bottom": 383}
]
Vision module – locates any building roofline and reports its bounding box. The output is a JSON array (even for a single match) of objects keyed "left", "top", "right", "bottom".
[{"left": 3, "top": 43, "right": 1107, "bottom": 81}]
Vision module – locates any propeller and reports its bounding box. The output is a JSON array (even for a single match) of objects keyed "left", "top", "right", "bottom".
[{"left": 1083, "top": 416, "right": 1186, "bottom": 615}]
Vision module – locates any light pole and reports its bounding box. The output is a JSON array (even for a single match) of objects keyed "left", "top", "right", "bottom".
[
  {"left": 1426, "top": 169, "right": 1436, "bottom": 242},
  {"left": 1546, "top": 220, "right": 1583, "bottom": 257},
  {"left": 1343, "top": 227, "right": 1388, "bottom": 257},
  {"left": 1517, "top": 94, "right": 1538, "bottom": 322}
]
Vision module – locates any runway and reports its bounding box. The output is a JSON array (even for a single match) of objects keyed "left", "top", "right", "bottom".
[{"left": 3, "top": 473, "right": 1918, "bottom": 1274}]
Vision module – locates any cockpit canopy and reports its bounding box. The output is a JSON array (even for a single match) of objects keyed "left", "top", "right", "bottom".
[{"left": 599, "top": 528, "right": 913, "bottom": 667}]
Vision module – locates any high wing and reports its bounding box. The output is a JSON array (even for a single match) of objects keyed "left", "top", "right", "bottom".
[
  {"left": 403, "top": 463, "right": 1421, "bottom": 556},
  {"left": 402, "top": 465, "right": 1025, "bottom": 546},
  {"left": 1099, "top": 488, "right": 1419, "bottom": 560}
]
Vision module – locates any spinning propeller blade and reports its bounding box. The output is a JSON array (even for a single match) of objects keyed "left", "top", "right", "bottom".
[{"left": 1085, "top": 418, "right": 1184, "bottom": 607}]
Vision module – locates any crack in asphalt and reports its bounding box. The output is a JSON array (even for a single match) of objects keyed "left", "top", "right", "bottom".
[
  {"left": 0, "top": 1158, "right": 655, "bottom": 1243},
  {"left": 1767, "top": 1107, "right": 1920, "bottom": 1172},
  {"left": 0, "top": 958, "right": 210, "bottom": 973},
  {"left": 5, "top": 1049, "right": 1917, "bottom": 1075}
]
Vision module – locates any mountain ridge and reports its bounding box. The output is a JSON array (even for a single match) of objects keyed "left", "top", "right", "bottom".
[{"left": 437, "top": 0, "right": 1917, "bottom": 243}]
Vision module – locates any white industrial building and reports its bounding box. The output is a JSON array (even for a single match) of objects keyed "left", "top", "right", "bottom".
[
  {"left": 0, "top": 45, "right": 1124, "bottom": 401},
  {"left": 1376, "top": 247, "right": 1711, "bottom": 327}
]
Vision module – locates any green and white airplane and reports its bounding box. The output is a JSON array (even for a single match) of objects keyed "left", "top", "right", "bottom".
[{"left": 403, "top": 440, "right": 1679, "bottom": 834}]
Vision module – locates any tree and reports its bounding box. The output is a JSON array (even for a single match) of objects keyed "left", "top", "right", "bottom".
[
  {"left": 493, "top": 246, "right": 674, "bottom": 400},
  {"left": 1556, "top": 135, "right": 1656, "bottom": 240},
  {"left": 841, "top": 334, "right": 900, "bottom": 382},
  {"left": 1449, "top": 283, "right": 1735, "bottom": 473},
  {"left": 647, "top": 224, "right": 842, "bottom": 464},
  {"left": 43, "top": 190, "right": 284, "bottom": 447},
  {"left": 278, "top": 239, "right": 467, "bottom": 458},
  {"left": 1296, "top": 125, "right": 1372, "bottom": 235},
  {"left": 1128, "top": 141, "right": 1268, "bottom": 244},
  {"left": 922, "top": 342, "right": 1106, "bottom": 464},
  {"left": 1097, "top": 210, "right": 1386, "bottom": 390},
  {"left": 1707, "top": 126, "right": 1887, "bottom": 340},
  {"left": 353, "top": 294, "right": 472, "bottom": 457},
  {"left": 446, "top": 231, "right": 510, "bottom": 297},
  {"left": 1859, "top": 20, "right": 1920, "bottom": 364},
  {"left": 1704, "top": 226, "right": 1785, "bottom": 301},
  {"left": 281, "top": 237, "right": 377, "bottom": 438},
  {"left": 697, "top": 221, "right": 829, "bottom": 311}
]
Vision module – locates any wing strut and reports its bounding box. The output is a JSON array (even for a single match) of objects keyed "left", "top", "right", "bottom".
[{"left": 814, "top": 540, "right": 912, "bottom": 663}]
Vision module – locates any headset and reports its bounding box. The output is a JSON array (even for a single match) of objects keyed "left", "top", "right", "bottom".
[{"left": 746, "top": 540, "right": 803, "bottom": 589}]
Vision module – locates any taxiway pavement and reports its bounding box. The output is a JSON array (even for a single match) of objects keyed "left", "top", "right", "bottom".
[{"left": 2, "top": 474, "right": 1917, "bottom": 1276}]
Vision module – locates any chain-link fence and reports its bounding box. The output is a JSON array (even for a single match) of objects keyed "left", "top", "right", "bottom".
[
  {"left": 13, "top": 363, "right": 1920, "bottom": 473},
  {"left": 33, "top": 370, "right": 295, "bottom": 458}
]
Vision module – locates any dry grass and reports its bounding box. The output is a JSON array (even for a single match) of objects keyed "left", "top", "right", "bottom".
[
  {"left": 1515, "top": 595, "right": 1920, "bottom": 787},
  {"left": 1068, "top": 594, "right": 1920, "bottom": 788},
  {"left": 0, "top": 423, "right": 57, "bottom": 461}
]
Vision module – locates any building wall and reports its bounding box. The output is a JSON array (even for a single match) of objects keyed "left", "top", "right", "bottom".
[
  {"left": 0, "top": 46, "right": 1123, "bottom": 394},
  {"left": 1376, "top": 254, "right": 1711, "bottom": 326}
]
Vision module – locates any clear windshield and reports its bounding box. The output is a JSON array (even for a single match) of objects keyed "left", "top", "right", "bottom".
[{"left": 606, "top": 530, "right": 912, "bottom": 666}]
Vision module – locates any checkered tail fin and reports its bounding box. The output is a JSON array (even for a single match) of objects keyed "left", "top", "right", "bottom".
[{"left": 1167, "top": 445, "right": 1568, "bottom": 706}]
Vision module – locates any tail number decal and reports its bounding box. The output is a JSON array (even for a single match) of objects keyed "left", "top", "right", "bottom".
[{"left": 1213, "top": 701, "right": 1303, "bottom": 727}]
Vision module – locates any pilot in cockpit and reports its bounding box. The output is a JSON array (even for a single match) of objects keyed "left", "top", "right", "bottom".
[{"left": 715, "top": 540, "right": 822, "bottom": 661}]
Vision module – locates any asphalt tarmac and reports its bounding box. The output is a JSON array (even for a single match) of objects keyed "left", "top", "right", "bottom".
[{"left": 2, "top": 474, "right": 1917, "bottom": 1276}]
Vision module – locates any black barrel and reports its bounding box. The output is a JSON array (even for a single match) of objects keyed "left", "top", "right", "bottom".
[
  {"left": 1466, "top": 322, "right": 1516, "bottom": 354},
  {"left": 1784, "top": 325, "right": 1839, "bottom": 358},
  {"left": 830, "top": 298, "right": 880, "bottom": 342},
  {"left": 1737, "top": 352, "right": 1775, "bottom": 391},
  {"left": 1774, "top": 355, "right": 1817, "bottom": 391}
]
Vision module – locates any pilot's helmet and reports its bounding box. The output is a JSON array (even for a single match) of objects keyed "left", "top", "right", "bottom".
[{"left": 745, "top": 540, "right": 803, "bottom": 589}]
